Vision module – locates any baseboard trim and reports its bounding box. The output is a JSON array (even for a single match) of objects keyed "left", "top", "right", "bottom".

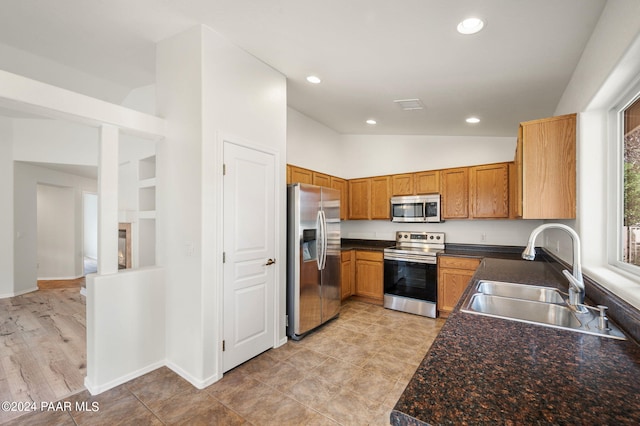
[
  {"left": 0, "top": 286, "right": 38, "bottom": 299},
  {"left": 165, "top": 361, "right": 222, "bottom": 390},
  {"left": 38, "top": 275, "right": 84, "bottom": 281},
  {"left": 84, "top": 360, "right": 165, "bottom": 395}
]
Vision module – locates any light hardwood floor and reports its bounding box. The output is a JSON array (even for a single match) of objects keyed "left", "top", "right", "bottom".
[
  {"left": 0, "top": 287, "right": 86, "bottom": 424},
  {"left": 2, "top": 297, "right": 444, "bottom": 425}
]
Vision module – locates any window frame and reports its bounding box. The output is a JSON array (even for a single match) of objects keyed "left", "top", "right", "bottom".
[{"left": 609, "top": 78, "right": 640, "bottom": 276}]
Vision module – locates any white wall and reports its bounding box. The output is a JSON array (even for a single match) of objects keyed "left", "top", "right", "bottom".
[
  {"left": 156, "top": 25, "right": 287, "bottom": 388},
  {"left": 156, "top": 26, "right": 206, "bottom": 386},
  {"left": 12, "top": 119, "right": 98, "bottom": 165},
  {"left": 0, "top": 41, "right": 132, "bottom": 105},
  {"left": 287, "top": 107, "right": 343, "bottom": 176},
  {"left": 201, "top": 25, "right": 287, "bottom": 381},
  {"left": 0, "top": 117, "right": 13, "bottom": 297},
  {"left": 338, "top": 134, "right": 517, "bottom": 179},
  {"left": 288, "top": 107, "right": 543, "bottom": 245},
  {"left": 121, "top": 84, "right": 156, "bottom": 116},
  {"left": 83, "top": 193, "right": 98, "bottom": 260},
  {"left": 551, "top": 0, "right": 640, "bottom": 308},
  {"left": 37, "top": 184, "right": 76, "bottom": 279},
  {"left": 85, "top": 267, "right": 165, "bottom": 394}
]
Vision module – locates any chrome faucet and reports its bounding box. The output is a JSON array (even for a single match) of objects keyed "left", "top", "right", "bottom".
[{"left": 522, "top": 223, "right": 587, "bottom": 313}]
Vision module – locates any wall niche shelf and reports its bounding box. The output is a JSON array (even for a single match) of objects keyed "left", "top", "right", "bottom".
[{"left": 137, "top": 155, "right": 156, "bottom": 267}]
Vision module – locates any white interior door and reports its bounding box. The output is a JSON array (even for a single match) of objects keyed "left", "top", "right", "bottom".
[{"left": 223, "top": 141, "right": 276, "bottom": 372}]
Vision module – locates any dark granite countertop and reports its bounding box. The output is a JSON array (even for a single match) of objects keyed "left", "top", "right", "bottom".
[
  {"left": 442, "top": 243, "right": 527, "bottom": 261},
  {"left": 391, "top": 257, "right": 640, "bottom": 425},
  {"left": 341, "top": 238, "right": 393, "bottom": 252}
]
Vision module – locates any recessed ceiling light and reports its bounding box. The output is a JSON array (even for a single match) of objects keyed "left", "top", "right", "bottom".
[
  {"left": 457, "top": 17, "right": 485, "bottom": 35},
  {"left": 306, "top": 75, "right": 321, "bottom": 84},
  {"left": 466, "top": 117, "right": 481, "bottom": 124},
  {"left": 366, "top": 119, "right": 377, "bottom": 125}
]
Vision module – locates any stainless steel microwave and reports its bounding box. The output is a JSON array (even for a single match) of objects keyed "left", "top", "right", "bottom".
[{"left": 390, "top": 194, "right": 442, "bottom": 223}]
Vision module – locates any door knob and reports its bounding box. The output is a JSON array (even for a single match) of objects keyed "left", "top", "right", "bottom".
[{"left": 265, "top": 258, "right": 276, "bottom": 266}]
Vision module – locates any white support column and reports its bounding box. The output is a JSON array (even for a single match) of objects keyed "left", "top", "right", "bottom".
[{"left": 98, "top": 124, "right": 119, "bottom": 275}]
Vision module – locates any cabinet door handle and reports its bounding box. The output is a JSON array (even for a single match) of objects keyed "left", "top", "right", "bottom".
[{"left": 265, "top": 258, "right": 276, "bottom": 266}]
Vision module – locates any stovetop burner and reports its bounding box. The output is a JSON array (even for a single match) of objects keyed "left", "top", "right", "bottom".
[
  {"left": 384, "top": 231, "right": 445, "bottom": 264},
  {"left": 386, "top": 231, "right": 445, "bottom": 251}
]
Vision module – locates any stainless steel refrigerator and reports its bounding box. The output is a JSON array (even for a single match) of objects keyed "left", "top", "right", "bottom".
[{"left": 287, "top": 183, "right": 341, "bottom": 340}]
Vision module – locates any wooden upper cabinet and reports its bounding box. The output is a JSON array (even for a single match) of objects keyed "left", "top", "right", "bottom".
[
  {"left": 517, "top": 113, "right": 576, "bottom": 219},
  {"left": 470, "top": 163, "right": 510, "bottom": 219},
  {"left": 349, "top": 178, "right": 371, "bottom": 219},
  {"left": 391, "top": 173, "right": 414, "bottom": 196},
  {"left": 441, "top": 167, "right": 469, "bottom": 219},
  {"left": 287, "top": 165, "right": 313, "bottom": 185},
  {"left": 330, "top": 176, "right": 349, "bottom": 220},
  {"left": 312, "top": 172, "right": 331, "bottom": 188},
  {"left": 415, "top": 170, "right": 440, "bottom": 194},
  {"left": 371, "top": 176, "right": 391, "bottom": 219}
]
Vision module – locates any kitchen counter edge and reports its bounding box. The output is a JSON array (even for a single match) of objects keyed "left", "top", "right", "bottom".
[{"left": 390, "top": 257, "right": 640, "bottom": 426}]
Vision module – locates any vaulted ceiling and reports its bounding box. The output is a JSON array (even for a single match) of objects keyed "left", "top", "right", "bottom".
[{"left": 0, "top": 0, "right": 607, "bottom": 136}]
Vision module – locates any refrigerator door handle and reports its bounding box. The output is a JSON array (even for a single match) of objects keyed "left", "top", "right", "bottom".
[
  {"left": 315, "top": 210, "right": 323, "bottom": 270},
  {"left": 320, "top": 210, "right": 328, "bottom": 270}
]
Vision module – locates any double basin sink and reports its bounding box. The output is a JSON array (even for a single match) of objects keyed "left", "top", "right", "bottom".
[{"left": 460, "top": 280, "right": 626, "bottom": 340}]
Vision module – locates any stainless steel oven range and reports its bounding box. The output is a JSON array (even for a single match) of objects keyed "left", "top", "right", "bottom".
[{"left": 383, "top": 231, "right": 444, "bottom": 318}]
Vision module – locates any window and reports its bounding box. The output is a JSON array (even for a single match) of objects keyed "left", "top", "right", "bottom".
[{"left": 622, "top": 95, "right": 640, "bottom": 267}]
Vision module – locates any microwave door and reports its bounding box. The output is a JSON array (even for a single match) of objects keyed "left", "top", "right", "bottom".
[{"left": 392, "top": 202, "right": 426, "bottom": 222}]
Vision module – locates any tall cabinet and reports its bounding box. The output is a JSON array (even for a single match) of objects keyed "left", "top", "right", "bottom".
[{"left": 515, "top": 113, "right": 576, "bottom": 219}]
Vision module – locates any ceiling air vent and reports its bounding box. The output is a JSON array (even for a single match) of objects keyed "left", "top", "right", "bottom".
[{"left": 394, "top": 98, "right": 425, "bottom": 111}]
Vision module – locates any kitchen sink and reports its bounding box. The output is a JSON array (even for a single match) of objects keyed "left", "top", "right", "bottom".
[
  {"left": 476, "top": 280, "right": 566, "bottom": 304},
  {"left": 460, "top": 282, "right": 627, "bottom": 340},
  {"left": 463, "top": 294, "right": 582, "bottom": 328}
]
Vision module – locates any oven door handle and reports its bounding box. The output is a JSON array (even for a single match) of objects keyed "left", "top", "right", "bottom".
[{"left": 383, "top": 254, "right": 437, "bottom": 265}]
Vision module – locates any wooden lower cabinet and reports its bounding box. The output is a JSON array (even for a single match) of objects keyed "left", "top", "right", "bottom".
[
  {"left": 341, "top": 250, "right": 355, "bottom": 300},
  {"left": 354, "top": 250, "right": 384, "bottom": 303},
  {"left": 437, "top": 256, "right": 481, "bottom": 317}
]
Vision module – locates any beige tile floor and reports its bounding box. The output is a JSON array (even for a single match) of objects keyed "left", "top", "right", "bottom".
[{"left": 3, "top": 299, "right": 444, "bottom": 425}]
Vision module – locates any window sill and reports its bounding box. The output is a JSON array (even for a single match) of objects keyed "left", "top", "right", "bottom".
[{"left": 583, "top": 265, "right": 640, "bottom": 311}]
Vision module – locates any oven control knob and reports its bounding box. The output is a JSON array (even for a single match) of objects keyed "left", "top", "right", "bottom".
[{"left": 429, "top": 235, "right": 434, "bottom": 239}]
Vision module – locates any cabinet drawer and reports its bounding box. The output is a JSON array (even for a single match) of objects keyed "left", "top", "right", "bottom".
[
  {"left": 355, "top": 250, "right": 383, "bottom": 262},
  {"left": 438, "top": 256, "right": 481, "bottom": 270},
  {"left": 341, "top": 250, "right": 353, "bottom": 261}
]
